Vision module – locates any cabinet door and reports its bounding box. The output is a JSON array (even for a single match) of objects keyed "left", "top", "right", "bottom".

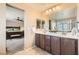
[
  {"left": 35, "top": 34, "right": 40, "bottom": 47},
  {"left": 51, "top": 36, "right": 60, "bottom": 55},
  {"left": 61, "top": 38, "right": 78, "bottom": 55},
  {"left": 40, "top": 34, "right": 45, "bottom": 49},
  {"left": 44, "top": 35, "right": 51, "bottom": 52}
]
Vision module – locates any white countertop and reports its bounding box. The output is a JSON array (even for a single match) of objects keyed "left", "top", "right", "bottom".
[{"left": 35, "top": 30, "right": 79, "bottom": 39}]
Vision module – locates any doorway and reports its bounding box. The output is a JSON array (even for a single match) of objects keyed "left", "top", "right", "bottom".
[{"left": 6, "top": 4, "right": 24, "bottom": 54}]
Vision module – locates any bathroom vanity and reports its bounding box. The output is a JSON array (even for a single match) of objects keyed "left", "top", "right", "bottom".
[
  {"left": 35, "top": 4, "right": 78, "bottom": 55},
  {"left": 35, "top": 33, "right": 78, "bottom": 55}
]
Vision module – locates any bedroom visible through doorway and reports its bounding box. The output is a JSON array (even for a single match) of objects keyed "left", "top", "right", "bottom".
[{"left": 6, "top": 4, "right": 24, "bottom": 54}]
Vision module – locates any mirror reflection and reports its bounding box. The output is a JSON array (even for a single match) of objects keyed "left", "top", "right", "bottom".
[{"left": 49, "top": 4, "right": 77, "bottom": 32}]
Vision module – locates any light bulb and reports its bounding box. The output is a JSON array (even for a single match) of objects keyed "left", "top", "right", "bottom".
[
  {"left": 52, "top": 8, "right": 55, "bottom": 11},
  {"left": 49, "top": 9, "right": 52, "bottom": 12}
]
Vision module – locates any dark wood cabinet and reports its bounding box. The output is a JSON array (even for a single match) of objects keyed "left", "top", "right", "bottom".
[
  {"left": 35, "top": 33, "right": 78, "bottom": 55},
  {"left": 51, "top": 36, "right": 60, "bottom": 55},
  {"left": 40, "top": 34, "right": 45, "bottom": 49},
  {"left": 44, "top": 35, "right": 51, "bottom": 52},
  {"left": 35, "top": 34, "right": 40, "bottom": 47},
  {"left": 61, "top": 38, "right": 78, "bottom": 55}
]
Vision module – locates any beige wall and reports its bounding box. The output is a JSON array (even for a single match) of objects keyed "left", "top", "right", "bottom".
[
  {"left": 0, "top": 3, "right": 6, "bottom": 54},
  {"left": 24, "top": 11, "right": 41, "bottom": 48}
]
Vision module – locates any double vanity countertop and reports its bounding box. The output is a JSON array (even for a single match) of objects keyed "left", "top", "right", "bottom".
[{"left": 35, "top": 31, "right": 79, "bottom": 39}]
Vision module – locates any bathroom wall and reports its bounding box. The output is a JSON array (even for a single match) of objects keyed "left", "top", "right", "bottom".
[
  {"left": 24, "top": 8, "right": 49, "bottom": 48},
  {"left": 0, "top": 3, "right": 6, "bottom": 54}
]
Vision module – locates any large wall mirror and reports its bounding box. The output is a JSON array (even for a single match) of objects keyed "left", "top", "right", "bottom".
[{"left": 49, "top": 6, "right": 77, "bottom": 32}]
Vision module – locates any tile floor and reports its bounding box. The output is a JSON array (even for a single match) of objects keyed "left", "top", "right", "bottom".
[
  {"left": 13, "top": 47, "right": 51, "bottom": 55},
  {"left": 6, "top": 38, "right": 51, "bottom": 55}
]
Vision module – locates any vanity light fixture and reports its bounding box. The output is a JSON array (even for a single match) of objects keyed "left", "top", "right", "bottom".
[
  {"left": 52, "top": 8, "right": 55, "bottom": 11},
  {"left": 45, "top": 5, "right": 60, "bottom": 14},
  {"left": 49, "top": 9, "right": 52, "bottom": 12}
]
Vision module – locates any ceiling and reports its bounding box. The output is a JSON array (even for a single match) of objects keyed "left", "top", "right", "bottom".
[
  {"left": 8, "top": 3, "right": 76, "bottom": 13},
  {"left": 24, "top": 3, "right": 58, "bottom": 12}
]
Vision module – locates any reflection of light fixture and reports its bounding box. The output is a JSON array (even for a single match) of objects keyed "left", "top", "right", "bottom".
[
  {"left": 45, "top": 5, "right": 61, "bottom": 14},
  {"left": 52, "top": 8, "right": 55, "bottom": 11},
  {"left": 49, "top": 9, "right": 52, "bottom": 12}
]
